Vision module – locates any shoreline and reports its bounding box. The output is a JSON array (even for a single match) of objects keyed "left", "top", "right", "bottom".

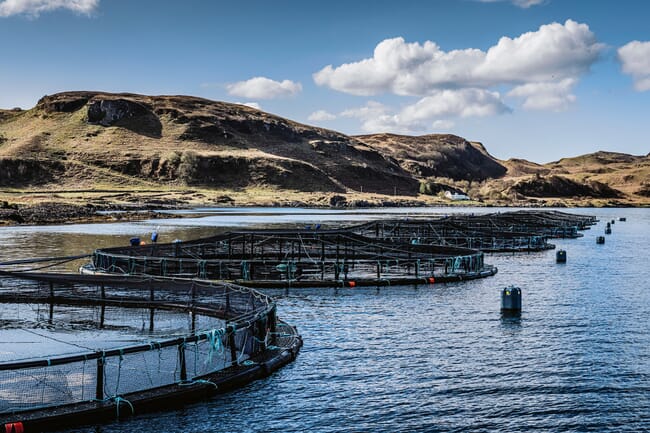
[{"left": 0, "top": 190, "right": 646, "bottom": 226}]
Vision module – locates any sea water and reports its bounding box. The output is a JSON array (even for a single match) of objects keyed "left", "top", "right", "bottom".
[{"left": 1, "top": 207, "right": 648, "bottom": 432}]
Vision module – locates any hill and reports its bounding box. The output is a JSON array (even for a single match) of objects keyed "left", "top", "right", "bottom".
[
  {"left": 0, "top": 91, "right": 416, "bottom": 202},
  {"left": 357, "top": 133, "right": 648, "bottom": 206},
  {"left": 0, "top": 91, "right": 647, "bottom": 218}
]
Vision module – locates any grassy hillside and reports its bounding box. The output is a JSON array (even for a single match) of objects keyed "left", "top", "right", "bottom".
[{"left": 0, "top": 91, "right": 647, "bottom": 213}]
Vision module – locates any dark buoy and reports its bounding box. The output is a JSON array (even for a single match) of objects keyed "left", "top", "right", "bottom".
[
  {"left": 611, "top": 219, "right": 615, "bottom": 224},
  {"left": 501, "top": 286, "right": 522, "bottom": 313},
  {"left": 619, "top": 217, "right": 626, "bottom": 222},
  {"left": 605, "top": 227, "right": 612, "bottom": 235},
  {"left": 556, "top": 249, "right": 567, "bottom": 263},
  {"left": 129, "top": 237, "right": 141, "bottom": 246},
  {"left": 597, "top": 236, "right": 605, "bottom": 244},
  {"left": 606, "top": 222, "right": 611, "bottom": 228}
]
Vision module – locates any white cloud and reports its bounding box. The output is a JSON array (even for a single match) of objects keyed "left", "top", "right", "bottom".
[
  {"left": 432, "top": 120, "right": 454, "bottom": 130},
  {"left": 340, "top": 90, "right": 508, "bottom": 133},
  {"left": 507, "top": 78, "right": 577, "bottom": 111},
  {"left": 0, "top": 0, "right": 98, "bottom": 17},
  {"left": 227, "top": 77, "right": 302, "bottom": 99},
  {"left": 308, "top": 110, "right": 336, "bottom": 122},
  {"left": 618, "top": 41, "right": 650, "bottom": 91},
  {"left": 340, "top": 101, "right": 390, "bottom": 121},
  {"left": 477, "top": 0, "right": 545, "bottom": 8},
  {"left": 400, "top": 89, "right": 510, "bottom": 120},
  {"left": 314, "top": 20, "right": 603, "bottom": 112}
]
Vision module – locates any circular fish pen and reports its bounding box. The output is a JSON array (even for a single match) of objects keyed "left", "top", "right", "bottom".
[
  {"left": 349, "top": 219, "right": 554, "bottom": 252},
  {"left": 437, "top": 210, "right": 597, "bottom": 239},
  {"left": 347, "top": 210, "right": 598, "bottom": 252},
  {"left": 0, "top": 272, "right": 302, "bottom": 432},
  {"left": 84, "top": 229, "right": 497, "bottom": 288}
]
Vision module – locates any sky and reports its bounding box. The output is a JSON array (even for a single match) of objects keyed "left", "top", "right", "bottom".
[{"left": 0, "top": 0, "right": 649, "bottom": 163}]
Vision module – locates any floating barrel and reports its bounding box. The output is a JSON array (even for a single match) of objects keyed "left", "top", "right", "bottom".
[
  {"left": 129, "top": 237, "right": 141, "bottom": 246},
  {"left": 606, "top": 222, "right": 611, "bottom": 228},
  {"left": 611, "top": 219, "right": 615, "bottom": 224},
  {"left": 501, "top": 286, "right": 522, "bottom": 312},
  {"left": 596, "top": 236, "right": 605, "bottom": 244},
  {"left": 619, "top": 217, "right": 626, "bottom": 221},
  {"left": 556, "top": 249, "right": 567, "bottom": 263},
  {"left": 605, "top": 227, "right": 612, "bottom": 235}
]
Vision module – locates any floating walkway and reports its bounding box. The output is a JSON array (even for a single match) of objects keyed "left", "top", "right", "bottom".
[
  {"left": 85, "top": 229, "right": 497, "bottom": 288},
  {"left": 0, "top": 271, "right": 302, "bottom": 432}
]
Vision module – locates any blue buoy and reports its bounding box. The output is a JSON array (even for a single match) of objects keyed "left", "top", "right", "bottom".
[
  {"left": 501, "top": 286, "right": 522, "bottom": 312},
  {"left": 151, "top": 231, "right": 159, "bottom": 243},
  {"left": 129, "top": 237, "right": 141, "bottom": 246},
  {"left": 556, "top": 249, "right": 567, "bottom": 263}
]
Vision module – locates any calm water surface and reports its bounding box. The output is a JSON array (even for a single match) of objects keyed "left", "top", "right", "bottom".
[{"left": 1, "top": 207, "right": 648, "bottom": 432}]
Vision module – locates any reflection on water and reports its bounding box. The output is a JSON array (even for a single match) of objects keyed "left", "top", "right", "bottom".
[{"left": 0, "top": 207, "right": 648, "bottom": 432}]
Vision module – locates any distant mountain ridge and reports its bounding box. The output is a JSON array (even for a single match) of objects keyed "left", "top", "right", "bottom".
[{"left": 0, "top": 91, "right": 647, "bottom": 207}]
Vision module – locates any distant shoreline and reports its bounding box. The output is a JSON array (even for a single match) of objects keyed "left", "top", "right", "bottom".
[{"left": 0, "top": 193, "right": 645, "bottom": 226}]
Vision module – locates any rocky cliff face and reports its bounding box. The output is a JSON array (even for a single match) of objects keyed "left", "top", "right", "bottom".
[
  {"left": 510, "top": 175, "right": 621, "bottom": 198},
  {"left": 356, "top": 133, "right": 507, "bottom": 181}
]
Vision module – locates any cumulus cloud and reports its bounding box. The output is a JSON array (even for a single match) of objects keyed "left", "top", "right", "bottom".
[
  {"left": 477, "top": 0, "right": 545, "bottom": 8},
  {"left": 618, "top": 41, "right": 650, "bottom": 91},
  {"left": 340, "top": 89, "right": 508, "bottom": 133},
  {"left": 0, "top": 0, "right": 98, "bottom": 17},
  {"left": 507, "top": 78, "right": 576, "bottom": 111},
  {"left": 432, "top": 120, "right": 454, "bottom": 130},
  {"left": 227, "top": 77, "right": 302, "bottom": 99},
  {"left": 308, "top": 110, "right": 336, "bottom": 122},
  {"left": 400, "top": 89, "right": 510, "bottom": 120},
  {"left": 314, "top": 20, "right": 603, "bottom": 113}
]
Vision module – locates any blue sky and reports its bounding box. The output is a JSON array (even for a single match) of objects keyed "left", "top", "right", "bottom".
[{"left": 0, "top": 0, "right": 649, "bottom": 163}]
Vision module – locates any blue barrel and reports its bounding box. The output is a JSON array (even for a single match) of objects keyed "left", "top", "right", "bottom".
[
  {"left": 129, "top": 237, "right": 141, "bottom": 246},
  {"left": 556, "top": 249, "right": 567, "bottom": 263},
  {"left": 501, "top": 287, "right": 522, "bottom": 312},
  {"left": 596, "top": 236, "right": 605, "bottom": 244},
  {"left": 151, "top": 231, "right": 159, "bottom": 243}
]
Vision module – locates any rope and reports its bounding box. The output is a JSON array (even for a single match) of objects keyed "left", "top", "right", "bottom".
[{"left": 179, "top": 379, "right": 218, "bottom": 389}]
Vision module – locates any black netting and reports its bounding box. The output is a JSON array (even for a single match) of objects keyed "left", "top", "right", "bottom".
[{"left": 0, "top": 273, "right": 281, "bottom": 416}]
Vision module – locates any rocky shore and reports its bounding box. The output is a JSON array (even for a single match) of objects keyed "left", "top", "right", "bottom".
[{"left": 0, "top": 201, "right": 179, "bottom": 226}]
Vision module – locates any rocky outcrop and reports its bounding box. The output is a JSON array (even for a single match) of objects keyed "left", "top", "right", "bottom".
[
  {"left": 357, "top": 133, "right": 507, "bottom": 181},
  {"left": 37, "top": 92, "right": 95, "bottom": 113},
  {"left": 511, "top": 175, "right": 622, "bottom": 198},
  {"left": 87, "top": 97, "right": 162, "bottom": 138},
  {"left": 0, "top": 158, "right": 65, "bottom": 186}
]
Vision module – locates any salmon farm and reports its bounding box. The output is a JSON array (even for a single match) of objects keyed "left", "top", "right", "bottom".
[{"left": 0, "top": 209, "right": 604, "bottom": 432}]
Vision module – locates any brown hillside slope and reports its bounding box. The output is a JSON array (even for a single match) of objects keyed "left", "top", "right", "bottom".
[
  {"left": 358, "top": 133, "right": 648, "bottom": 205},
  {"left": 0, "top": 91, "right": 416, "bottom": 195},
  {"left": 0, "top": 91, "right": 647, "bottom": 210},
  {"left": 356, "top": 133, "right": 507, "bottom": 181}
]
